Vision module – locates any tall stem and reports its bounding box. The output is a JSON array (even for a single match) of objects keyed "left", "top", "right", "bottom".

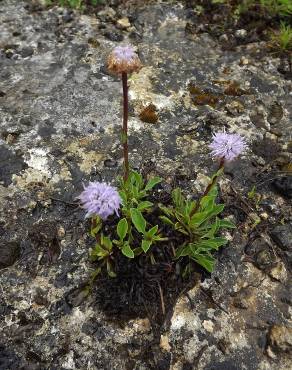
[
  {"left": 122, "top": 72, "right": 129, "bottom": 181},
  {"left": 190, "top": 158, "right": 225, "bottom": 218}
]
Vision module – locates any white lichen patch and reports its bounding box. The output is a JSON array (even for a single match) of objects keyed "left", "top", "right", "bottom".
[
  {"left": 26, "top": 148, "right": 50, "bottom": 173},
  {"left": 129, "top": 66, "right": 175, "bottom": 110}
]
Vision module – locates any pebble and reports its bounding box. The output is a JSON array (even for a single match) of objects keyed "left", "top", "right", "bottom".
[
  {"left": 235, "top": 29, "right": 247, "bottom": 39},
  {"left": 116, "top": 17, "right": 131, "bottom": 29}
]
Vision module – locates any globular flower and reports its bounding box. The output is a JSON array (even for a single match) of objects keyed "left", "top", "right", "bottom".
[
  {"left": 107, "top": 45, "right": 142, "bottom": 74},
  {"left": 78, "top": 182, "right": 121, "bottom": 220},
  {"left": 209, "top": 131, "right": 247, "bottom": 161}
]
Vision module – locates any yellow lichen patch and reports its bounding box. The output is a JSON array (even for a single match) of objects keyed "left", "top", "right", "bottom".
[
  {"left": 129, "top": 66, "right": 175, "bottom": 111},
  {"left": 224, "top": 81, "right": 248, "bottom": 96},
  {"left": 176, "top": 136, "right": 199, "bottom": 156},
  {"left": 66, "top": 139, "right": 104, "bottom": 174},
  {"left": 139, "top": 103, "right": 159, "bottom": 124}
]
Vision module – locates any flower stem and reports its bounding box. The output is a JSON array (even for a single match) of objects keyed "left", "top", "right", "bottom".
[
  {"left": 122, "top": 72, "right": 129, "bottom": 181},
  {"left": 190, "top": 158, "right": 225, "bottom": 217}
]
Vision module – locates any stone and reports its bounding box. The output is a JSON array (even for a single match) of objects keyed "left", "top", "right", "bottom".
[
  {"left": 160, "top": 335, "right": 171, "bottom": 352},
  {"left": 272, "top": 176, "right": 292, "bottom": 199},
  {"left": 267, "top": 101, "right": 283, "bottom": 125},
  {"left": 117, "top": 17, "right": 131, "bottom": 29},
  {"left": 0, "top": 240, "right": 20, "bottom": 269},
  {"left": 103, "top": 30, "right": 124, "bottom": 42},
  {"left": 270, "top": 224, "right": 292, "bottom": 251},
  {"left": 269, "top": 262, "right": 287, "bottom": 283},
  {"left": 235, "top": 29, "right": 247, "bottom": 39},
  {"left": 268, "top": 325, "right": 292, "bottom": 353},
  {"left": 19, "top": 46, "right": 34, "bottom": 58}
]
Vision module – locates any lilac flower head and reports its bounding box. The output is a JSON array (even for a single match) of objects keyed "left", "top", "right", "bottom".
[
  {"left": 78, "top": 182, "right": 121, "bottom": 220},
  {"left": 209, "top": 131, "right": 247, "bottom": 161},
  {"left": 113, "top": 45, "right": 136, "bottom": 62},
  {"left": 107, "top": 44, "right": 142, "bottom": 74}
]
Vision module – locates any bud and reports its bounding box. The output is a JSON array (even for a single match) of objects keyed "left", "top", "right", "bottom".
[{"left": 107, "top": 45, "right": 142, "bottom": 74}]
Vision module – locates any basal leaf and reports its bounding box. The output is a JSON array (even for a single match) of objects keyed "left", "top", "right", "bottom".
[
  {"left": 102, "top": 236, "right": 113, "bottom": 251},
  {"left": 117, "top": 218, "right": 128, "bottom": 240},
  {"left": 159, "top": 215, "right": 174, "bottom": 226},
  {"left": 175, "top": 244, "right": 190, "bottom": 258},
  {"left": 191, "top": 254, "right": 215, "bottom": 272},
  {"left": 146, "top": 225, "right": 159, "bottom": 238},
  {"left": 137, "top": 201, "right": 153, "bottom": 211},
  {"left": 145, "top": 176, "right": 162, "bottom": 191},
  {"left": 130, "top": 208, "right": 146, "bottom": 233},
  {"left": 141, "top": 239, "right": 152, "bottom": 253},
  {"left": 172, "top": 188, "right": 184, "bottom": 209},
  {"left": 121, "top": 243, "right": 134, "bottom": 258},
  {"left": 218, "top": 219, "right": 236, "bottom": 229}
]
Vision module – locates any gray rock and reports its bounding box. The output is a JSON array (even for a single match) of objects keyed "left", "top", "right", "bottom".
[{"left": 271, "top": 224, "right": 292, "bottom": 251}]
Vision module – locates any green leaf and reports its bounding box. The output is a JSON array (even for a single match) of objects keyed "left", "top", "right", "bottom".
[
  {"left": 117, "top": 218, "right": 128, "bottom": 240},
  {"left": 141, "top": 239, "right": 152, "bottom": 253},
  {"left": 145, "top": 176, "right": 162, "bottom": 191},
  {"left": 132, "top": 171, "right": 143, "bottom": 188},
  {"left": 106, "top": 260, "right": 117, "bottom": 278},
  {"left": 191, "top": 254, "right": 215, "bottom": 272},
  {"left": 218, "top": 219, "right": 236, "bottom": 229},
  {"left": 200, "top": 194, "right": 216, "bottom": 210},
  {"left": 90, "top": 217, "right": 102, "bottom": 237},
  {"left": 119, "top": 190, "right": 127, "bottom": 205},
  {"left": 190, "top": 211, "right": 210, "bottom": 227},
  {"left": 159, "top": 215, "right": 174, "bottom": 226},
  {"left": 159, "top": 204, "right": 174, "bottom": 218},
  {"left": 185, "top": 200, "right": 196, "bottom": 216},
  {"left": 172, "top": 188, "right": 184, "bottom": 209},
  {"left": 175, "top": 244, "right": 190, "bottom": 258},
  {"left": 130, "top": 208, "right": 146, "bottom": 233},
  {"left": 90, "top": 244, "right": 108, "bottom": 260},
  {"left": 101, "top": 235, "right": 113, "bottom": 251},
  {"left": 190, "top": 237, "right": 228, "bottom": 253},
  {"left": 137, "top": 201, "right": 153, "bottom": 211},
  {"left": 121, "top": 243, "right": 134, "bottom": 258},
  {"left": 148, "top": 225, "right": 159, "bottom": 237}
]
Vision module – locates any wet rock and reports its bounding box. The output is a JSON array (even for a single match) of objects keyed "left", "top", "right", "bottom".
[
  {"left": 252, "top": 138, "right": 280, "bottom": 161},
  {"left": 62, "top": 10, "right": 74, "bottom": 23},
  {"left": 103, "top": 30, "right": 124, "bottom": 42},
  {"left": 268, "top": 325, "right": 292, "bottom": 354},
  {"left": 225, "top": 100, "right": 244, "bottom": 116},
  {"left": 250, "top": 106, "right": 269, "bottom": 130},
  {"left": 272, "top": 176, "right": 292, "bottom": 199},
  {"left": 271, "top": 224, "right": 292, "bottom": 251},
  {"left": 66, "top": 286, "right": 89, "bottom": 307},
  {"left": 19, "top": 46, "right": 34, "bottom": 58},
  {"left": 104, "top": 158, "right": 118, "bottom": 168},
  {"left": 267, "top": 101, "right": 283, "bottom": 125},
  {"left": 268, "top": 262, "right": 287, "bottom": 283},
  {"left": 0, "top": 145, "right": 27, "bottom": 186},
  {"left": 255, "top": 249, "right": 276, "bottom": 270},
  {"left": 0, "top": 240, "right": 20, "bottom": 269},
  {"left": 0, "top": 345, "right": 24, "bottom": 370}
]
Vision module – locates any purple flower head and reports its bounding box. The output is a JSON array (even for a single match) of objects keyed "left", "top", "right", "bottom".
[
  {"left": 78, "top": 182, "right": 121, "bottom": 220},
  {"left": 209, "top": 131, "right": 247, "bottom": 161},
  {"left": 113, "top": 45, "right": 136, "bottom": 62}
]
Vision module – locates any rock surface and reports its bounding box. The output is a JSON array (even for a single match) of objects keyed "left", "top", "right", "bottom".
[{"left": 0, "top": 1, "right": 291, "bottom": 369}]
